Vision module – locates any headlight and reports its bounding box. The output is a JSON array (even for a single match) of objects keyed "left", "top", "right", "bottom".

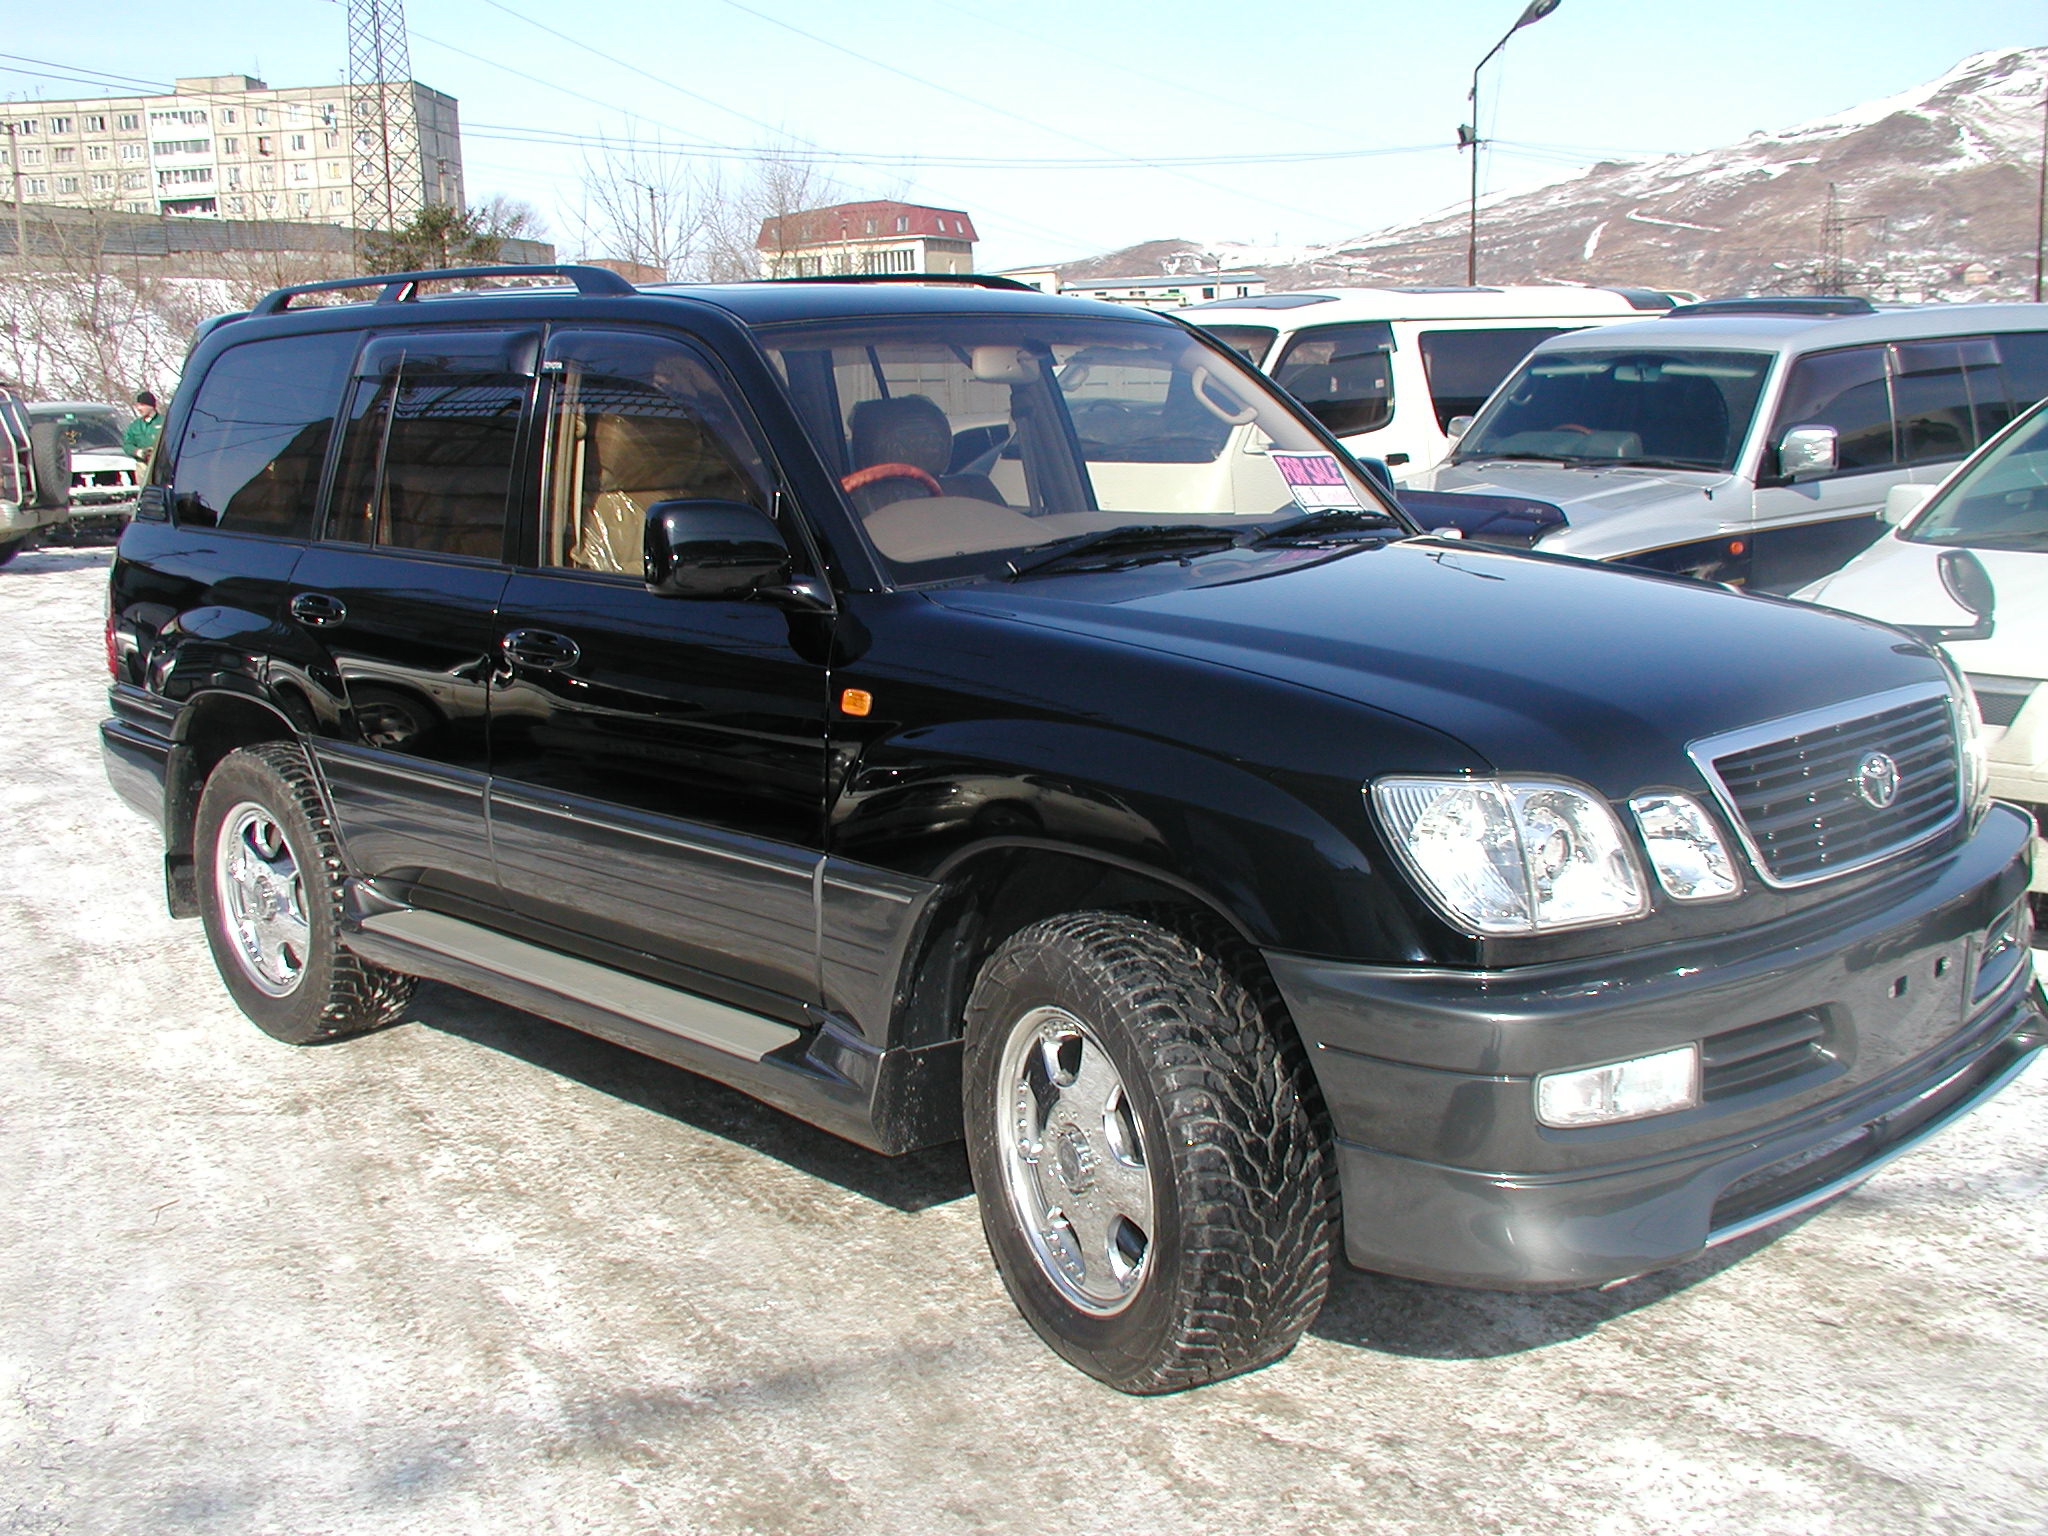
[
  {"left": 1373, "top": 777, "right": 1648, "bottom": 935},
  {"left": 1629, "top": 793, "right": 1740, "bottom": 901},
  {"left": 1933, "top": 652, "right": 1990, "bottom": 819}
]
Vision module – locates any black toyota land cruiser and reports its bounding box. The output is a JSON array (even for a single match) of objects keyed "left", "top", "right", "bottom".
[{"left": 101, "top": 265, "right": 2044, "bottom": 1394}]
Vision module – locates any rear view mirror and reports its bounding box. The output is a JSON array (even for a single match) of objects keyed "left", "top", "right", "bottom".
[
  {"left": 1883, "top": 483, "right": 1937, "bottom": 525},
  {"left": 1778, "top": 425, "right": 1838, "bottom": 480}
]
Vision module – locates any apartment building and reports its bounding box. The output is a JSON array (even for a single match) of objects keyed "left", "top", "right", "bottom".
[
  {"left": 757, "top": 200, "right": 978, "bottom": 278},
  {"left": 1, "top": 75, "right": 462, "bottom": 225}
]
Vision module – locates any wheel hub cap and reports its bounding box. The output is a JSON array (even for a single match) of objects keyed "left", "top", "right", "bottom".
[
  {"left": 994, "top": 1006, "right": 1154, "bottom": 1316},
  {"left": 214, "top": 801, "right": 311, "bottom": 998}
]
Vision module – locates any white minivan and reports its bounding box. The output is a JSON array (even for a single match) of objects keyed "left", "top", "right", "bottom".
[
  {"left": 1795, "top": 396, "right": 2048, "bottom": 919},
  {"left": 1188, "top": 285, "right": 1678, "bottom": 477}
]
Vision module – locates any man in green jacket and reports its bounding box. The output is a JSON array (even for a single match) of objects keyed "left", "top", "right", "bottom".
[{"left": 122, "top": 391, "right": 162, "bottom": 462}]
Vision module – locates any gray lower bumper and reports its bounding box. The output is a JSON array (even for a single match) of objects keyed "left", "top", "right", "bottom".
[{"left": 1268, "top": 801, "right": 2043, "bottom": 1289}]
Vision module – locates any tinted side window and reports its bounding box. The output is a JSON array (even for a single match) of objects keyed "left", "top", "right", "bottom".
[
  {"left": 1997, "top": 331, "right": 2048, "bottom": 413},
  {"left": 1890, "top": 337, "right": 2006, "bottom": 464},
  {"left": 170, "top": 331, "right": 356, "bottom": 535},
  {"left": 1771, "top": 345, "right": 1894, "bottom": 472},
  {"left": 327, "top": 357, "right": 529, "bottom": 558},
  {"left": 540, "top": 331, "right": 770, "bottom": 573},
  {"left": 1271, "top": 322, "right": 1395, "bottom": 436},
  {"left": 1418, "top": 328, "right": 1569, "bottom": 429}
]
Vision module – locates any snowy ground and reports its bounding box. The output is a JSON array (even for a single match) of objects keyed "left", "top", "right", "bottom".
[{"left": 3, "top": 547, "right": 2045, "bottom": 1536}]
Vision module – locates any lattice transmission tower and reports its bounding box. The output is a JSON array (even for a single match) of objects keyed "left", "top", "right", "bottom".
[{"left": 347, "top": 0, "right": 425, "bottom": 236}]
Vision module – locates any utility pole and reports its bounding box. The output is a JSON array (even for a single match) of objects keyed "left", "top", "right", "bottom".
[
  {"left": 2033, "top": 63, "right": 2045, "bottom": 303},
  {"left": 1460, "top": 1, "right": 1562, "bottom": 285},
  {"left": 4, "top": 121, "right": 26, "bottom": 275},
  {"left": 1817, "top": 183, "right": 1880, "bottom": 294}
]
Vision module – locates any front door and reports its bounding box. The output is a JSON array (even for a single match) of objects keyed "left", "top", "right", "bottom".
[{"left": 486, "top": 328, "right": 831, "bottom": 1013}]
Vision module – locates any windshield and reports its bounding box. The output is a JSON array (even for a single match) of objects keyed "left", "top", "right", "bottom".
[
  {"left": 1906, "top": 403, "right": 2048, "bottom": 554},
  {"left": 1455, "top": 348, "right": 1772, "bottom": 472},
  {"left": 762, "top": 316, "right": 1395, "bottom": 582},
  {"left": 29, "top": 406, "right": 126, "bottom": 453}
]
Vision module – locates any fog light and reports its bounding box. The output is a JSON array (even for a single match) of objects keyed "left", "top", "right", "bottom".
[{"left": 1536, "top": 1045, "right": 1700, "bottom": 1128}]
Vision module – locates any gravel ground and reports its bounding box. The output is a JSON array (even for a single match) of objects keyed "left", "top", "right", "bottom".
[{"left": 3, "top": 546, "right": 2044, "bottom": 1536}]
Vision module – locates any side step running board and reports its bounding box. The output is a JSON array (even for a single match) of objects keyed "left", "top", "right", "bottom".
[{"left": 354, "top": 909, "right": 802, "bottom": 1062}]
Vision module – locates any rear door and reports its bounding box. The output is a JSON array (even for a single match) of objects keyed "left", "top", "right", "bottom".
[
  {"left": 485, "top": 326, "right": 831, "bottom": 1013},
  {"left": 286, "top": 327, "right": 536, "bottom": 899}
]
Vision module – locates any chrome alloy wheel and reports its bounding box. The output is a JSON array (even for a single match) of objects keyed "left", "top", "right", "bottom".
[
  {"left": 213, "top": 800, "right": 312, "bottom": 998},
  {"left": 995, "top": 1005, "right": 1155, "bottom": 1315}
]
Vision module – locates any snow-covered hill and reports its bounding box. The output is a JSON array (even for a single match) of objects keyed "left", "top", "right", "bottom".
[{"left": 1059, "top": 47, "right": 2048, "bottom": 303}]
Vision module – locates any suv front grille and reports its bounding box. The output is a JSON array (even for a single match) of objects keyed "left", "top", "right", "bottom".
[
  {"left": 1967, "top": 674, "right": 2036, "bottom": 730},
  {"left": 1693, "top": 685, "right": 1961, "bottom": 888}
]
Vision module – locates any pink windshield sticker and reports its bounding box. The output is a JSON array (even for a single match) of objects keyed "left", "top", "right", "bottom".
[{"left": 1270, "top": 451, "right": 1364, "bottom": 511}]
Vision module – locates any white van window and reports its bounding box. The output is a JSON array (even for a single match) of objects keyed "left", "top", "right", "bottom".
[
  {"left": 1203, "top": 325, "right": 1277, "bottom": 368},
  {"left": 1270, "top": 322, "right": 1395, "bottom": 437},
  {"left": 1418, "top": 328, "right": 1571, "bottom": 431}
]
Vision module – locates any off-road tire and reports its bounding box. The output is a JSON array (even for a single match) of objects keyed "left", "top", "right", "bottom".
[
  {"left": 195, "top": 743, "right": 415, "bottom": 1044},
  {"left": 963, "top": 911, "right": 1335, "bottom": 1394}
]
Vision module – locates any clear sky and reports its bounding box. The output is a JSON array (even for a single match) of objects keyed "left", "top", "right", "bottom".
[{"left": 5, "top": 0, "right": 2043, "bottom": 270}]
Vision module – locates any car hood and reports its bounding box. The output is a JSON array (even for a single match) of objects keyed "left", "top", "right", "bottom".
[
  {"left": 936, "top": 539, "right": 1942, "bottom": 795},
  {"left": 1413, "top": 459, "right": 1740, "bottom": 559},
  {"left": 1797, "top": 532, "right": 2048, "bottom": 684}
]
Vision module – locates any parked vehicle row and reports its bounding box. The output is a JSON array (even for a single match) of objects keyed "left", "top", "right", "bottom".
[
  {"left": 99, "top": 266, "right": 2042, "bottom": 1392},
  {"left": 1395, "top": 295, "right": 2048, "bottom": 592},
  {"left": 1189, "top": 284, "right": 1680, "bottom": 480},
  {"left": 0, "top": 392, "right": 148, "bottom": 562},
  {"left": 1796, "top": 396, "right": 2048, "bottom": 921}
]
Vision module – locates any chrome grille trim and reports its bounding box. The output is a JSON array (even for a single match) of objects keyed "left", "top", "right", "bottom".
[{"left": 1688, "top": 682, "right": 1963, "bottom": 889}]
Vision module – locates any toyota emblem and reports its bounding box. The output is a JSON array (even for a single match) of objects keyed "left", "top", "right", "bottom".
[{"left": 1854, "top": 751, "right": 1901, "bottom": 809}]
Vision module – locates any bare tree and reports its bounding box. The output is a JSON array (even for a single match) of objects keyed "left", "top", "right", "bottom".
[
  {"left": 576, "top": 139, "right": 842, "bottom": 282},
  {"left": 0, "top": 199, "right": 206, "bottom": 402}
]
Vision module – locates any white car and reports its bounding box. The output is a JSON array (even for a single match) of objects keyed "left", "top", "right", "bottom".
[
  {"left": 24, "top": 402, "right": 145, "bottom": 541},
  {"left": 1796, "top": 397, "right": 2048, "bottom": 918}
]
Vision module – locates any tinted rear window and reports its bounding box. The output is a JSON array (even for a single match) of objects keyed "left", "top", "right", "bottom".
[{"left": 170, "top": 331, "right": 357, "bottom": 537}]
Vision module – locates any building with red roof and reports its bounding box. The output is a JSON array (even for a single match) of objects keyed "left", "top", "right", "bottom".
[{"left": 756, "top": 200, "right": 979, "bottom": 278}]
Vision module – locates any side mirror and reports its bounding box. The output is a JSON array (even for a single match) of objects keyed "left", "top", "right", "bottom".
[
  {"left": 1901, "top": 547, "right": 1996, "bottom": 646},
  {"left": 1445, "top": 414, "right": 1475, "bottom": 440},
  {"left": 1777, "top": 425, "right": 1838, "bottom": 480},
  {"left": 1351, "top": 455, "right": 1398, "bottom": 494},
  {"left": 643, "top": 499, "right": 795, "bottom": 600},
  {"left": 1883, "top": 482, "right": 1937, "bottom": 525}
]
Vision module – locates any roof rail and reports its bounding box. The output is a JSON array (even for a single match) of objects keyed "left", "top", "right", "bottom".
[
  {"left": 1663, "top": 295, "right": 1877, "bottom": 320},
  {"left": 249, "top": 264, "right": 637, "bottom": 316},
  {"left": 756, "top": 272, "right": 1038, "bottom": 292}
]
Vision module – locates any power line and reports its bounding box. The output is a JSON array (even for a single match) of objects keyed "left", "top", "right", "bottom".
[
  {"left": 463, "top": 120, "right": 1452, "bottom": 172},
  {"left": 705, "top": 0, "right": 1356, "bottom": 229}
]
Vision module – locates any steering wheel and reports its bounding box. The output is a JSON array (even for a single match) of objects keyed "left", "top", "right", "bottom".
[{"left": 841, "top": 462, "right": 944, "bottom": 497}]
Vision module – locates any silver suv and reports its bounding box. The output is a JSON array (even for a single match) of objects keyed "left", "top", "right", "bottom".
[{"left": 1408, "top": 297, "right": 2048, "bottom": 592}]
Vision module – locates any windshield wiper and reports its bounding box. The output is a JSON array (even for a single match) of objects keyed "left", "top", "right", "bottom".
[
  {"left": 1602, "top": 456, "right": 1719, "bottom": 472},
  {"left": 1454, "top": 451, "right": 1581, "bottom": 466},
  {"left": 1005, "top": 524, "right": 1242, "bottom": 579},
  {"left": 1241, "top": 507, "right": 1405, "bottom": 547}
]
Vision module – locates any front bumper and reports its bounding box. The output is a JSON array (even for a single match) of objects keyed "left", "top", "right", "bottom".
[{"left": 1268, "top": 799, "right": 2044, "bottom": 1289}]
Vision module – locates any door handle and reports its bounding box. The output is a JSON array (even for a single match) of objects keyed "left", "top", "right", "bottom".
[
  {"left": 500, "top": 628, "right": 582, "bottom": 671},
  {"left": 289, "top": 591, "right": 348, "bottom": 628}
]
